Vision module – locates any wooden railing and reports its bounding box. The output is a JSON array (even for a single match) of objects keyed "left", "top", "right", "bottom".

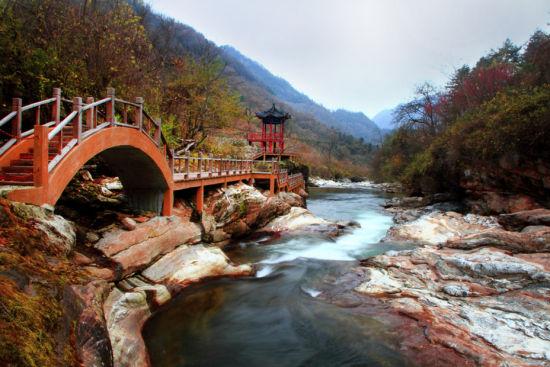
[
  {"left": 172, "top": 154, "right": 254, "bottom": 179},
  {"left": 288, "top": 173, "right": 305, "bottom": 191},
  {"left": 0, "top": 88, "right": 304, "bottom": 190},
  {"left": 0, "top": 88, "right": 63, "bottom": 155},
  {"left": 44, "top": 88, "right": 167, "bottom": 172},
  {"left": 247, "top": 132, "right": 283, "bottom": 142}
]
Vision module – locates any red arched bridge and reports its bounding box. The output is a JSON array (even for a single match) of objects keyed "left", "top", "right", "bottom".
[{"left": 0, "top": 88, "right": 305, "bottom": 215}]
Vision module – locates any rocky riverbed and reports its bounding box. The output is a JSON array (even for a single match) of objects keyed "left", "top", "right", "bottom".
[
  {"left": 2, "top": 176, "right": 362, "bottom": 367},
  {"left": 323, "top": 194, "right": 550, "bottom": 366}
]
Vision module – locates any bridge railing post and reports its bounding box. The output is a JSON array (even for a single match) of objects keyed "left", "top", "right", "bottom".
[
  {"left": 85, "top": 97, "right": 94, "bottom": 130},
  {"left": 73, "top": 97, "right": 82, "bottom": 143},
  {"left": 52, "top": 88, "right": 61, "bottom": 125},
  {"left": 155, "top": 118, "right": 161, "bottom": 147},
  {"left": 185, "top": 152, "right": 190, "bottom": 179},
  {"left": 218, "top": 157, "right": 222, "bottom": 176},
  {"left": 33, "top": 124, "right": 49, "bottom": 187},
  {"left": 197, "top": 153, "right": 203, "bottom": 178},
  {"left": 208, "top": 154, "right": 212, "bottom": 177},
  {"left": 135, "top": 97, "right": 143, "bottom": 130},
  {"left": 106, "top": 87, "right": 115, "bottom": 126},
  {"left": 12, "top": 98, "right": 22, "bottom": 141},
  {"left": 169, "top": 149, "right": 174, "bottom": 175}
]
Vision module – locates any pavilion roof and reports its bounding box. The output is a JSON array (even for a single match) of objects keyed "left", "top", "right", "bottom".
[{"left": 255, "top": 104, "right": 291, "bottom": 122}]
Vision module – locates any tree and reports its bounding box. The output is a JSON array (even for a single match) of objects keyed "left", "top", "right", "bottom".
[
  {"left": 161, "top": 56, "right": 243, "bottom": 148},
  {"left": 393, "top": 83, "right": 443, "bottom": 136}
]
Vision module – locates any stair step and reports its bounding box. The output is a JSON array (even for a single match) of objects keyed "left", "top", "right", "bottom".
[
  {"left": 11, "top": 156, "right": 56, "bottom": 166},
  {"left": 11, "top": 159, "right": 34, "bottom": 166},
  {"left": 0, "top": 180, "right": 34, "bottom": 186},
  {"left": 0, "top": 172, "right": 33, "bottom": 182},
  {"left": 29, "top": 147, "right": 61, "bottom": 154},
  {"left": 2, "top": 166, "right": 33, "bottom": 173},
  {"left": 19, "top": 153, "right": 57, "bottom": 160}
]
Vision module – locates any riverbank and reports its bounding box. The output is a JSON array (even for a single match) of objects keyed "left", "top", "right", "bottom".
[
  {"left": 323, "top": 189, "right": 550, "bottom": 366},
  {"left": 0, "top": 177, "right": 353, "bottom": 367}
]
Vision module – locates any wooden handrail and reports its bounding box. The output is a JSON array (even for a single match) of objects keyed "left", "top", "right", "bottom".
[
  {"left": 48, "top": 111, "right": 77, "bottom": 140},
  {"left": 20, "top": 97, "right": 56, "bottom": 112},
  {"left": 80, "top": 97, "right": 111, "bottom": 111},
  {"left": 0, "top": 111, "right": 16, "bottom": 128}
]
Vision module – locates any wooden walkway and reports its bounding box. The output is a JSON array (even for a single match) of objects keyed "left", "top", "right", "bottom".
[{"left": 0, "top": 88, "right": 305, "bottom": 215}]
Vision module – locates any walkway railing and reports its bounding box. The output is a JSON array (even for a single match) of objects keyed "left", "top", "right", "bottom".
[
  {"left": 173, "top": 154, "right": 254, "bottom": 180},
  {"left": 0, "top": 88, "right": 304, "bottom": 192}
]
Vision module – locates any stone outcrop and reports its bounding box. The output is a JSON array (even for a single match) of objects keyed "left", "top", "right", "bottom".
[
  {"left": 142, "top": 244, "right": 252, "bottom": 286},
  {"left": 94, "top": 216, "right": 201, "bottom": 277},
  {"left": 347, "top": 245, "right": 550, "bottom": 366},
  {"left": 383, "top": 211, "right": 500, "bottom": 245},
  {"left": 201, "top": 183, "right": 307, "bottom": 244},
  {"left": 63, "top": 281, "right": 114, "bottom": 367},
  {"left": 261, "top": 207, "right": 331, "bottom": 233},
  {"left": 103, "top": 244, "right": 251, "bottom": 367},
  {"left": 9, "top": 201, "right": 76, "bottom": 254},
  {"left": 447, "top": 226, "right": 550, "bottom": 253},
  {"left": 497, "top": 208, "right": 550, "bottom": 231}
]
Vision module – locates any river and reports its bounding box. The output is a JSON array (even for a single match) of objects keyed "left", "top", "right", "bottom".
[{"left": 143, "top": 187, "right": 415, "bottom": 367}]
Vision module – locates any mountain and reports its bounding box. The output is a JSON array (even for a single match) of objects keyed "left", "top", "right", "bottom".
[
  {"left": 220, "top": 46, "right": 381, "bottom": 143},
  {"left": 133, "top": 1, "right": 378, "bottom": 176},
  {"left": 372, "top": 108, "right": 396, "bottom": 130}
]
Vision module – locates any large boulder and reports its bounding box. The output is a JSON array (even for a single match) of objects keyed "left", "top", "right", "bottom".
[
  {"left": 202, "top": 183, "right": 296, "bottom": 242},
  {"left": 383, "top": 211, "right": 500, "bottom": 245},
  {"left": 261, "top": 207, "right": 335, "bottom": 233},
  {"left": 103, "top": 287, "right": 165, "bottom": 367},
  {"left": 142, "top": 244, "right": 252, "bottom": 286},
  {"left": 94, "top": 216, "right": 201, "bottom": 277},
  {"left": 446, "top": 226, "right": 550, "bottom": 253},
  {"left": 9, "top": 201, "right": 76, "bottom": 254},
  {"left": 498, "top": 208, "right": 550, "bottom": 231},
  {"left": 62, "top": 281, "right": 113, "bottom": 367}
]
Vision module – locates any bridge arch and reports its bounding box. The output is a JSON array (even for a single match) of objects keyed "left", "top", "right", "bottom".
[{"left": 9, "top": 127, "right": 174, "bottom": 214}]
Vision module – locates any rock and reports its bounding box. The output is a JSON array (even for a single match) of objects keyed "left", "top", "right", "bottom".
[
  {"left": 261, "top": 207, "right": 335, "bottom": 233},
  {"left": 383, "top": 211, "right": 500, "bottom": 245},
  {"left": 120, "top": 217, "right": 137, "bottom": 231},
  {"left": 86, "top": 231, "right": 100, "bottom": 243},
  {"left": 202, "top": 183, "right": 295, "bottom": 242},
  {"left": 446, "top": 227, "right": 550, "bottom": 253},
  {"left": 142, "top": 244, "right": 253, "bottom": 286},
  {"left": 62, "top": 281, "right": 113, "bottom": 367},
  {"left": 383, "top": 196, "right": 427, "bottom": 209},
  {"left": 73, "top": 252, "right": 93, "bottom": 265},
  {"left": 95, "top": 216, "right": 201, "bottom": 276},
  {"left": 10, "top": 201, "right": 76, "bottom": 254},
  {"left": 84, "top": 266, "right": 115, "bottom": 281},
  {"left": 103, "top": 288, "right": 152, "bottom": 367},
  {"left": 297, "top": 188, "right": 309, "bottom": 198},
  {"left": 81, "top": 170, "right": 93, "bottom": 181},
  {"left": 498, "top": 208, "right": 550, "bottom": 231},
  {"left": 349, "top": 245, "right": 550, "bottom": 366},
  {"left": 522, "top": 225, "right": 550, "bottom": 233},
  {"left": 277, "top": 191, "right": 305, "bottom": 208}
]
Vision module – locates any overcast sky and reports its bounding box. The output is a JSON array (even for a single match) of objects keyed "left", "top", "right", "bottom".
[{"left": 147, "top": 0, "right": 549, "bottom": 117}]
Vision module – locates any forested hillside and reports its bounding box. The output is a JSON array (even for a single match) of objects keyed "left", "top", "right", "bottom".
[
  {"left": 221, "top": 46, "right": 382, "bottom": 144},
  {"left": 372, "top": 34, "right": 550, "bottom": 213},
  {"left": 0, "top": 0, "right": 378, "bottom": 178}
]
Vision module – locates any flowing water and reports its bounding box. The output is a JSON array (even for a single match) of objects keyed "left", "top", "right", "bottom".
[{"left": 143, "top": 187, "right": 414, "bottom": 367}]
